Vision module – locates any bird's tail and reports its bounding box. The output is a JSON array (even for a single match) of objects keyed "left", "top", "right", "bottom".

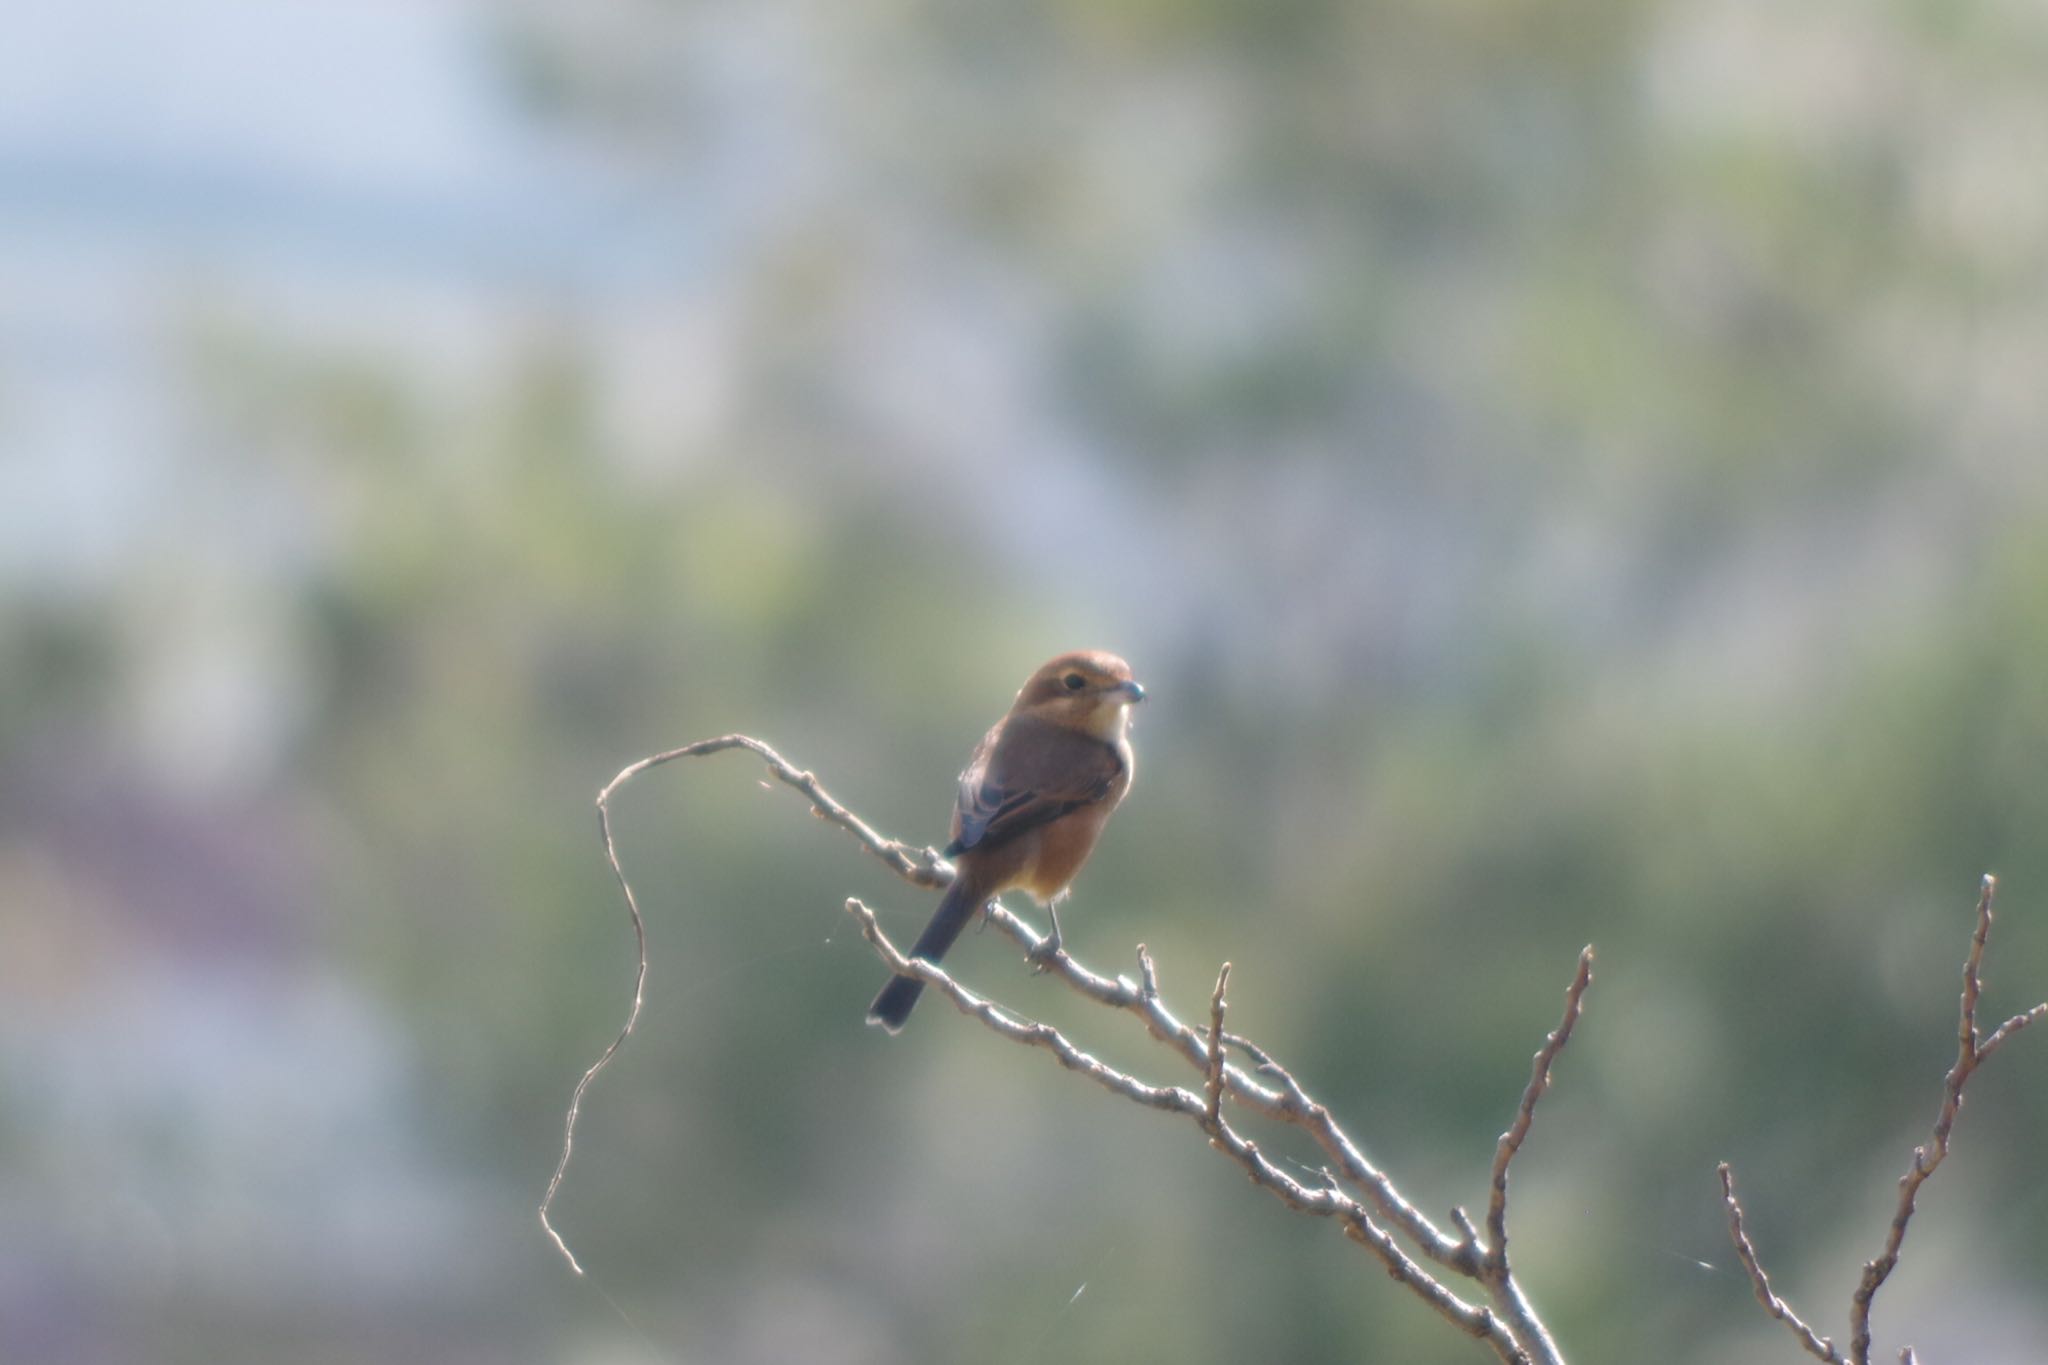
[{"left": 867, "top": 877, "right": 984, "bottom": 1033}]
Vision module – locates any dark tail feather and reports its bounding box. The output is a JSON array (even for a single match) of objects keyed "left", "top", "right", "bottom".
[{"left": 867, "top": 878, "right": 983, "bottom": 1033}]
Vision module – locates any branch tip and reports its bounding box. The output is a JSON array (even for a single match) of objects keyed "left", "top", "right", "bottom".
[{"left": 1485, "top": 947, "right": 1595, "bottom": 1273}]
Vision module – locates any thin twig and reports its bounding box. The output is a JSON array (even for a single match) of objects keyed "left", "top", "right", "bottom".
[
  {"left": 1458, "top": 946, "right": 1593, "bottom": 1365},
  {"left": 1486, "top": 946, "right": 1595, "bottom": 1276},
  {"left": 1717, "top": 1163, "right": 1845, "bottom": 1363},
  {"left": 538, "top": 769, "right": 653, "bottom": 1274},
  {"left": 543, "top": 735, "right": 950, "bottom": 1274},
  {"left": 1849, "top": 874, "right": 2007, "bottom": 1362},
  {"left": 1975, "top": 1000, "right": 2048, "bottom": 1062}
]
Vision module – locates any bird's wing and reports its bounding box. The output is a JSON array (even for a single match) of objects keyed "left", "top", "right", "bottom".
[{"left": 947, "top": 719, "right": 1122, "bottom": 856}]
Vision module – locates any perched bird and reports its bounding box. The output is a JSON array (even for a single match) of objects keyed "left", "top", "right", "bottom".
[{"left": 867, "top": 650, "right": 1145, "bottom": 1032}]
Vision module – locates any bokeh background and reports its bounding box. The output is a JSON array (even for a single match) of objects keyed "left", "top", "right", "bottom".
[{"left": 7, "top": 1, "right": 2048, "bottom": 1362}]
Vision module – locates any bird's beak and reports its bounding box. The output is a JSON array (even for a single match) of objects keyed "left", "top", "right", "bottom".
[{"left": 1119, "top": 680, "right": 1147, "bottom": 703}]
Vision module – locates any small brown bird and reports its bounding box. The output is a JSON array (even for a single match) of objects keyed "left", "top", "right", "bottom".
[{"left": 867, "top": 650, "right": 1145, "bottom": 1032}]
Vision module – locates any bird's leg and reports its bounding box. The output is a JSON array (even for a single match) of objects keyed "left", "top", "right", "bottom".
[{"left": 1028, "top": 896, "right": 1066, "bottom": 969}]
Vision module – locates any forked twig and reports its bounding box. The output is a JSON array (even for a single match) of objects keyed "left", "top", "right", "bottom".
[{"left": 1720, "top": 875, "right": 2047, "bottom": 1363}]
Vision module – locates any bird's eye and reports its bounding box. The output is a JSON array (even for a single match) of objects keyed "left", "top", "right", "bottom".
[{"left": 1062, "top": 672, "right": 1087, "bottom": 692}]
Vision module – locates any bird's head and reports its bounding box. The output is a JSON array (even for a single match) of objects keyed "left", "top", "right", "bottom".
[{"left": 1014, "top": 650, "right": 1146, "bottom": 738}]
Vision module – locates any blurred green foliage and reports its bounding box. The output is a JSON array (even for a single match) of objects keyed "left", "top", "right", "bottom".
[{"left": 7, "top": 1, "right": 2048, "bottom": 1362}]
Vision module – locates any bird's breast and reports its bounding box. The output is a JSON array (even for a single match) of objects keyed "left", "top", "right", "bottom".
[{"left": 1015, "top": 762, "right": 1129, "bottom": 902}]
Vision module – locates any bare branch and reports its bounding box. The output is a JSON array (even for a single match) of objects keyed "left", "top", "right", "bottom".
[
  {"left": 1487, "top": 946, "right": 1595, "bottom": 1275},
  {"left": 1849, "top": 874, "right": 2026, "bottom": 1362},
  {"left": 843, "top": 898, "right": 1534, "bottom": 1363},
  {"left": 977, "top": 902, "right": 1472, "bottom": 1273},
  {"left": 1723, "top": 874, "right": 2048, "bottom": 1364},
  {"left": 562, "top": 735, "right": 1592, "bottom": 1365},
  {"left": 1429, "top": 945, "right": 1594, "bottom": 1365},
  {"left": 544, "top": 735, "right": 950, "bottom": 1274},
  {"left": 846, "top": 897, "right": 1207, "bottom": 1116},
  {"left": 1717, "top": 1162, "right": 1845, "bottom": 1363},
  {"left": 601, "top": 734, "right": 953, "bottom": 890}
]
